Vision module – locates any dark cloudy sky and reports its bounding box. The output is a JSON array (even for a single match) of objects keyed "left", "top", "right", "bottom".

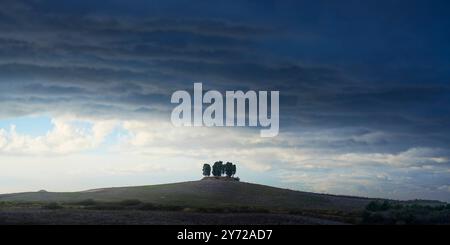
[{"left": 0, "top": 0, "right": 449, "bottom": 201}]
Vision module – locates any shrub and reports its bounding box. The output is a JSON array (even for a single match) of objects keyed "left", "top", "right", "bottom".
[
  {"left": 74, "top": 199, "right": 97, "bottom": 206},
  {"left": 88, "top": 203, "right": 124, "bottom": 210},
  {"left": 362, "top": 202, "right": 450, "bottom": 225},
  {"left": 119, "top": 199, "right": 142, "bottom": 206},
  {"left": 366, "top": 200, "right": 393, "bottom": 212},
  {"left": 43, "top": 202, "right": 63, "bottom": 210}
]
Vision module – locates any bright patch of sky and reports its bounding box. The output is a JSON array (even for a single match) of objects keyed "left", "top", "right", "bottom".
[{"left": 0, "top": 115, "right": 53, "bottom": 137}]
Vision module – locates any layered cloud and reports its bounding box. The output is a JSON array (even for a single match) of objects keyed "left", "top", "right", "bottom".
[
  {"left": 0, "top": 116, "right": 117, "bottom": 154},
  {"left": 0, "top": 0, "right": 449, "bottom": 201}
]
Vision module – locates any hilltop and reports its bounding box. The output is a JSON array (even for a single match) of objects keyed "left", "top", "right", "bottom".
[
  {"left": 0, "top": 179, "right": 373, "bottom": 212},
  {"left": 0, "top": 179, "right": 447, "bottom": 225}
]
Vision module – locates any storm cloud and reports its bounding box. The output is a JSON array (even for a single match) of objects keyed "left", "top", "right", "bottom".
[{"left": 0, "top": 0, "right": 449, "bottom": 201}]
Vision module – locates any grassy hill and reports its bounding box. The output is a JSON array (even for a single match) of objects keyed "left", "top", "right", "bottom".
[
  {"left": 0, "top": 178, "right": 373, "bottom": 212},
  {"left": 1, "top": 178, "right": 448, "bottom": 224}
]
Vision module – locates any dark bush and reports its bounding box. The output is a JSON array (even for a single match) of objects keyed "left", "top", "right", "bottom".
[
  {"left": 88, "top": 203, "right": 124, "bottom": 210},
  {"left": 161, "top": 205, "right": 184, "bottom": 211},
  {"left": 363, "top": 202, "right": 450, "bottom": 225},
  {"left": 366, "top": 200, "right": 393, "bottom": 212},
  {"left": 119, "top": 199, "right": 142, "bottom": 206},
  {"left": 43, "top": 202, "right": 63, "bottom": 210},
  {"left": 74, "top": 199, "right": 97, "bottom": 206}
]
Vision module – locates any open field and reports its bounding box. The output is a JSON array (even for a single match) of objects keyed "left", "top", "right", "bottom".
[
  {"left": 0, "top": 179, "right": 448, "bottom": 225},
  {"left": 0, "top": 208, "right": 347, "bottom": 225},
  {"left": 0, "top": 179, "right": 374, "bottom": 211}
]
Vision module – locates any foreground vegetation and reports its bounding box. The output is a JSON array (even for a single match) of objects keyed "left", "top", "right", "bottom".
[
  {"left": 362, "top": 200, "right": 450, "bottom": 225},
  {"left": 0, "top": 180, "right": 373, "bottom": 211},
  {"left": 0, "top": 180, "right": 448, "bottom": 225},
  {"left": 1, "top": 199, "right": 448, "bottom": 225}
]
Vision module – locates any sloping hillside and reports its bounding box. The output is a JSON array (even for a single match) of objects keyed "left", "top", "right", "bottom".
[{"left": 0, "top": 179, "right": 373, "bottom": 212}]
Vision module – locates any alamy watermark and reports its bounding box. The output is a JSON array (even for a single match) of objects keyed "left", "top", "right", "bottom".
[{"left": 170, "top": 83, "right": 279, "bottom": 137}]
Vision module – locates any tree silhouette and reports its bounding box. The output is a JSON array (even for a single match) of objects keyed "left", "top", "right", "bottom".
[
  {"left": 219, "top": 161, "right": 225, "bottom": 175},
  {"left": 209, "top": 161, "right": 237, "bottom": 178},
  {"left": 212, "top": 161, "right": 223, "bottom": 177},
  {"left": 202, "top": 163, "right": 211, "bottom": 176},
  {"left": 224, "top": 162, "right": 233, "bottom": 177}
]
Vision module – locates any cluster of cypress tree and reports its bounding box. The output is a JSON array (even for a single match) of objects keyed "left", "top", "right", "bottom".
[{"left": 202, "top": 161, "right": 236, "bottom": 177}]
